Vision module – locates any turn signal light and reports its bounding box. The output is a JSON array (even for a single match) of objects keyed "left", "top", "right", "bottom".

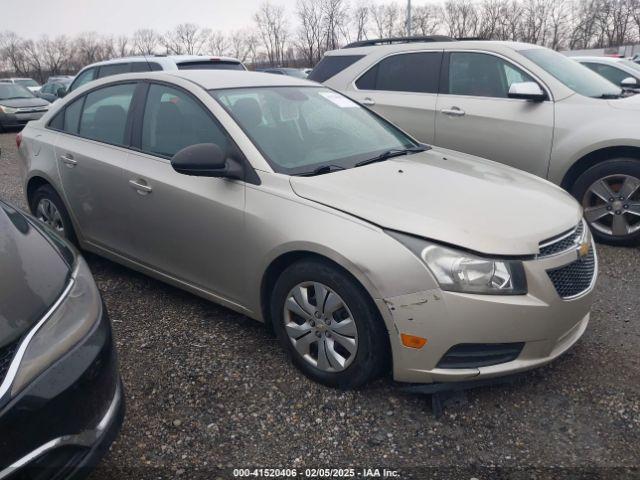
[{"left": 401, "top": 334, "right": 427, "bottom": 349}]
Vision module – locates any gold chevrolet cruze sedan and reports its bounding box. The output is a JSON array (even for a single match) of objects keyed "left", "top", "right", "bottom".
[{"left": 17, "top": 70, "right": 596, "bottom": 389}]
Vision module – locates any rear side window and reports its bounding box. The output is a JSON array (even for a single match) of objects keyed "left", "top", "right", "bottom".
[
  {"left": 131, "top": 62, "right": 162, "bottom": 72},
  {"left": 177, "top": 61, "right": 245, "bottom": 71},
  {"left": 355, "top": 52, "right": 442, "bottom": 93},
  {"left": 79, "top": 83, "right": 136, "bottom": 146},
  {"left": 141, "top": 84, "right": 229, "bottom": 158},
  {"left": 63, "top": 99, "right": 83, "bottom": 134},
  {"left": 69, "top": 67, "right": 96, "bottom": 92},
  {"left": 308, "top": 55, "right": 364, "bottom": 82},
  {"left": 98, "top": 63, "right": 130, "bottom": 78}
]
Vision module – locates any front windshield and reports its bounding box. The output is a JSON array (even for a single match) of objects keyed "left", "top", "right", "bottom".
[
  {"left": 521, "top": 49, "right": 622, "bottom": 98},
  {"left": 0, "top": 84, "right": 34, "bottom": 100},
  {"left": 211, "top": 86, "right": 416, "bottom": 175},
  {"left": 15, "top": 79, "right": 39, "bottom": 87}
]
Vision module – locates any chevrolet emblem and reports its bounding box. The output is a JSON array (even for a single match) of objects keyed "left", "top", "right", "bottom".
[{"left": 578, "top": 242, "right": 590, "bottom": 258}]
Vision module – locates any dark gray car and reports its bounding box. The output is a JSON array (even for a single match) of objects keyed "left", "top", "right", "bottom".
[
  {"left": 0, "top": 84, "right": 49, "bottom": 131},
  {"left": 37, "top": 79, "right": 72, "bottom": 103}
]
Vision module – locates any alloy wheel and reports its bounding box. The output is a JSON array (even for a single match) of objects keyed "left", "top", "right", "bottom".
[
  {"left": 35, "top": 198, "right": 65, "bottom": 235},
  {"left": 283, "top": 282, "right": 358, "bottom": 373},
  {"left": 582, "top": 174, "right": 640, "bottom": 236}
]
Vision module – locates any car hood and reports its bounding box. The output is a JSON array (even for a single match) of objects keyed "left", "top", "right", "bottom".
[
  {"left": 289, "top": 149, "right": 582, "bottom": 256},
  {"left": 0, "top": 202, "right": 70, "bottom": 349},
  {"left": 0, "top": 97, "right": 49, "bottom": 108}
]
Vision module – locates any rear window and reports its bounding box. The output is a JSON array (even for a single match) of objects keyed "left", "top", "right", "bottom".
[
  {"left": 308, "top": 55, "right": 364, "bottom": 82},
  {"left": 177, "top": 61, "right": 245, "bottom": 71},
  {"left": 97, "top": 63, "right": 130, "bottom": 78}
]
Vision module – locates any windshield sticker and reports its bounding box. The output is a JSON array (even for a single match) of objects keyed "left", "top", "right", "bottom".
[{"left": 319, "top": 91, "right": 358, "bottom": 108}]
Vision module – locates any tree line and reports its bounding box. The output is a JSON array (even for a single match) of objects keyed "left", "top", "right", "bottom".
[{"left": 3, "top": 0, "right": 640, "bottom": 82}]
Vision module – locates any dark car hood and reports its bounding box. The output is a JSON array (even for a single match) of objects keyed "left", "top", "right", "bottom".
[
  {"left": 0, "top": 97, "right": 49, "bottom": 108},
  {"left": 0, "top": 202, "right": 70, "bottom": 348}
]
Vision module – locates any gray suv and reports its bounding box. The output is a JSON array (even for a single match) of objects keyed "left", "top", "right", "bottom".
[{"left": 320, "top": 38, "right": 640, "bottom": 245}]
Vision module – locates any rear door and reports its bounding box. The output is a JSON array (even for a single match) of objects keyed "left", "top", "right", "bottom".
[
  {"left": 122, "top": 82, "right": 246, "bottom": 303},
  {"left": 346, "top": 51, "right": 443, "bottom": 143},
  {"left": 54, "top": 82, "right": 138, "bottom": 254},
  {"left": 434, "top": 51, "right": 554, "bottom": 178}
]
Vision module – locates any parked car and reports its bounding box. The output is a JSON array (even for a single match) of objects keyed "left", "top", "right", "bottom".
[
  {"left": 0, "top": 198, "right": 123, "bottom": 478},
  {"left": 318, "top": 37, "right": 640, "bottom": 245},
  {"left": 258, "top": 67, "right": 309, "bottom": 78},
  {"left": 37, "top": 77, "right": 73, "bottom": 102},
  {"left": 0, "top": 83, "right": 49, "bottom": 131},
  {"left": 0, "top": 77, "right": 41, "bottom": 93},
  {"left": 18, "top": 70, "right": 596, "bottom": 390},
  {"left": 573, "top": 56, "right": 640, "bottom": 94},
  {"left": 67, "top": 55, "right": 247, "bottom": 94}
]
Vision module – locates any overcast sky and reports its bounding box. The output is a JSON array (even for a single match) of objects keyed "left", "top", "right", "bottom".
[{"left": 2, "top": 0, "right": 437, "bottom": 38}]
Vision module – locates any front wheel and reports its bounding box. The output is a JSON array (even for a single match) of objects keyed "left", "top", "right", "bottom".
[
  {"left": 572, "top": 158, "right": 640, "bottom": 246},
  {"left": 270, "top": 259, "right": 389, "bottom": 389}
]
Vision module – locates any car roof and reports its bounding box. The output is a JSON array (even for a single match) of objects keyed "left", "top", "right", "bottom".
[
  {"left": 75, "top": 70, "right": 317, "bottom": 91},
  {"left": 324, "top": 40, "right": 545, "bottom": 56},
  {"left": 83, "top": 54, "right": 243, "bottom": 68}
]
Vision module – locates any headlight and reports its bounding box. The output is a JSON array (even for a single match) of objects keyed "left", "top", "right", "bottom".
[
  {"left": 0, "top": 105, "right": 18, "bottom": 114},
  {"left": 387, "top": 231, "right": 527, "bottom": 295},
  {"left": 9, "top": 256, "right": 102, "bottom": 396}
]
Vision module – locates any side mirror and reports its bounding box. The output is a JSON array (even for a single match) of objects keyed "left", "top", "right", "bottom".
[
  {"left": 620, "top": 77, "right": 638, "bottom": 89},
  {"left": 56, "top": 87, "right": 67, "bottom": 98},
  {"left": 508, "top": 82, "right": 546, "bottom": 102},
  {"left": 171, "top": 143, "right": 243, "bottom": 179}
]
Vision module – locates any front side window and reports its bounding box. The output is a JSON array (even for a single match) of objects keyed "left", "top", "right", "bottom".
[
  {"left": 78, "top": 83, "right": 136, "bottom": 146},
  {"left": 141, "top": 84, "right": 229, "bottom": 158},
  {"left": 582, "top": 63, "right": 634, "bottom": 86},
  {"left": 356, "top": 52, "right": 442, "bottom": 94},
  {"left": 69, "top": 67, "right": 96, "bottom": 92},
  {"left": 521, "top": 48, "right": 621, "bottom": 98},
  {"left": 212, "top": 86, "right": 415, "bottom": 175},
  {"left": 448, "top": 52, "right": 536, "bottom": 98}
]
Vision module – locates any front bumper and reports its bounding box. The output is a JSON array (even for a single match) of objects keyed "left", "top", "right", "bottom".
[
  {"left": 0, "top": 110, "right": 46, "bottom": 128},
  {"left": 0, "top": 300, "right": 123, "bottom": 479},
  {"left": 381, "top": 241, "right": 597, "bottom": 384}
]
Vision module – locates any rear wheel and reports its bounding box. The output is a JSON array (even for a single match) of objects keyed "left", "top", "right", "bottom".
[
  {"left": 572, "top": 158, "right": 640, "bottom": 246},
  {"left": 270, "top": 259, "right": 388, "bottom": 389},
  {"left": 30, "top": 184, "right": 77, "bottom": 243}
]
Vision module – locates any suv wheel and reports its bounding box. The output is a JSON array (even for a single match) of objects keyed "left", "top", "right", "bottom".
[
  {"left": 270, "top": 259, "right": 388, "bottom": 389},
  {"left": 30, "top": 184, "right": 77, "bottom": 243},
  {"left": 572, "top": 159, "right": 640, "bottom": 246}
]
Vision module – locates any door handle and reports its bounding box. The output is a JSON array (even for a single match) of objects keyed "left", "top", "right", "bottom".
[
  {"left": 441, "top": 107, "right": 466, "bottom": 117},
  {"left": 129, "top": 179, "right": 153, "bottom": 195},
  {"left": 362, "top": 97, "right": 375, "bottom": 106},
  {"left": 60, "top": 154, "right": 77, "bottom": 167}
]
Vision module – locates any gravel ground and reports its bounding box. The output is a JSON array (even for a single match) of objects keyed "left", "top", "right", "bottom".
[{"left": 1, "top": 131, "right": 639, "bottom": 479}]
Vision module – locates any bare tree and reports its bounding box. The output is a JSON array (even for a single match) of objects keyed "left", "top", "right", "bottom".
[
  {"left": 254, "top": 2, "right": 289, "bottom": 66},
  {"left": 442, "top": 0, "right": 479, "bottom": 37},
  {"left": 163, "top": 23, "right": 210, "bottom": 55},
  {"left": 370, "top": 3, "right": 402, "bottom": 38},
  {"left": 0, "top": 32, "right": 30, "bottom": 76},
  {"left": 228, "top": 29, "right": 259, "bottom": 63},
  {"left": 321, "top": 0, "right": 349, "bottom": 50},
  {"left": 412, "top": 4, "right": 442, "bottom": 36},
  {"left": 296, "top": 0, "right": 324, "bottom": 65},
  {"left": 351, "top": 2, "right": 370, "bottom": 41},
  {"left": 207, "top": 31, "right": 229, "bottom": 55},
  {"left": 132, "top": 29, "right": 159, "bottom": 55}
]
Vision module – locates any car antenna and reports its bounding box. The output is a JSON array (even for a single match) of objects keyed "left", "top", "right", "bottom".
[{"left": 143, "top": 53, "right": 152, "bottom": 72}]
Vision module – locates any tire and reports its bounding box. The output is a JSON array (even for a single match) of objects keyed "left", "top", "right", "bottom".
[
  {"left": 29, "top": 183, "right": 78, "bottom": 244},
  {"left": 571, "top": 158, "right": 640, "bottom": 246},
  {"left": 270, "top": 259, "right": 389, "bottom": 389}
]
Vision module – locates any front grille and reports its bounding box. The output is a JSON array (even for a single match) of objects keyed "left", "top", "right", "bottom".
[
  {"left": 436, "top": 342, "right": 525, "bottom": 369},
  {"left": 539, "top": 221, "right": 584, "bottom": 257},
  {"left": 0, "top": 341, "right": 19, "bottom": 382},
  {"left": 547, "top": 247, "right": 596, "bottom": 299}
]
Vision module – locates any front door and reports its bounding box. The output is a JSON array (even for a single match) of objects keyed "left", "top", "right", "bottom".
[
  {"left": 434, "top": 51, "right": 554, "bottom": 178},
  {"left": 122, "top": 83, "right": 246, "bottom": 303}
]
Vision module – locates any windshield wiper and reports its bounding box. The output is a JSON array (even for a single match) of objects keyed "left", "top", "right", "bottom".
[
  {"left": 597, "top": 93, "right": 622, "bottom": 99},
  {"left": 354, "top": 146, "right": 429, "bottom": 168},
  {"left": 3, "top": 96, "right": 31, "bottom": 100},
  {"left": 296, "top": 164, "right": 347, "bottom": 176}
]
